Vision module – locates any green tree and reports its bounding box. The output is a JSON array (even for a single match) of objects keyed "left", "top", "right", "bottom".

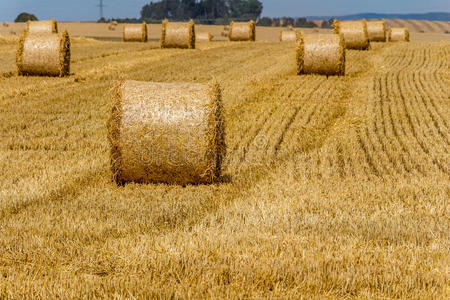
[
  {"left": 321, "top": 19, "right": 334, "bottom": 28},
  {"left": 258, "top": 17, "right": 272, "bottom": 26},
  {"left": 282, "top": 17, "right": 295, "bottom": 27},
  {"left": 294, "top": 17, "right": 317, "bottom": 28},
  {"left": 229, "top": 0, "right": 262, "bottom": 20},
  {"left": 140, "top": 0, "right": 263, "bottom": 21},
  {"left": 15, "top": 12, "right": 38, "bottom": 23}
]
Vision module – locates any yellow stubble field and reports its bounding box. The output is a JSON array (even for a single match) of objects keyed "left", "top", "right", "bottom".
[{"left": 0, "top": 22, "right": 449, "bottom": 298}]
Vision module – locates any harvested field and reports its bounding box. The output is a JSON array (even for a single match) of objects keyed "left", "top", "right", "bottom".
[{"left": 0, "top": 23, "right": 449, "bottom": 299}]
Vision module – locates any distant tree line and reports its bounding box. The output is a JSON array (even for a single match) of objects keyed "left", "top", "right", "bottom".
[
  {"left": 98, "top": 0, "right": 331, "bottom": 28},
  {"left": 258, "top": 17, "right": 317, "bottom": 28},
  {"left": 140, "top": 0, "right": 262, "bottom": 23}
]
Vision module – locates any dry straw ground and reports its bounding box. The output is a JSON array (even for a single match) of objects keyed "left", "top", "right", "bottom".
[{"left": 0, "top": 24, "right": 449, "bottom": 298}]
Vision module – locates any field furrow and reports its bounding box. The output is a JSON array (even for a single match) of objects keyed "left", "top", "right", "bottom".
[
  {"left": 0, "top": 31, "right": 449, "bottom": 299},
  {"left": 411, "top": 72, "right": 449, "bottom": 145},
  {"left": 399, "top": 72, "right": 450, "bottom": 174}
]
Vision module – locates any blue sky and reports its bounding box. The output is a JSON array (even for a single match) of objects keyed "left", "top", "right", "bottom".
[{"left": 1, "top": 0, "right": 449, "bottom": 21}]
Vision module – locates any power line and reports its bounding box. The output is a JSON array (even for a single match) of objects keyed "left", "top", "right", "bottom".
[{"left": 98, "top": 0, "right": 106, "bottom": 20}]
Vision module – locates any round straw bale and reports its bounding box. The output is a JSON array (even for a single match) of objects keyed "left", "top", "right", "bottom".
[
  {"left": 123, "top": 23, "right": 148, "bottom": 42},
  {"left": 27, "top": 19, "right": 58, "bottom": 34},
  {"left": 280, "top": 30, "right": 297, "bottom": 42},
  {"left": 367, "top": 20, "right": 386, "bottom": 42},
  {"left": 296, "top": 33, "right": 345, "bottom": 76},
  {"left": 17, "top": 30, "right": 70, "bottom": 77},
  {"left": 196, "top": 32, "right": 213, "bottom": 42},
  {"left": 388, "top": 27, "right": 410, "bottom": 42},
  {"left": 161, "top": 19, "right": 195, "bottom": 49},
  {"left": 228, "top": 21, "right": 256, "bottom": 41},
  {"left": 333, "top": 19, "right": 369, "bottom": 50},
  {"left": 107, "top": 80, "right": 226, "bottom": 185}
]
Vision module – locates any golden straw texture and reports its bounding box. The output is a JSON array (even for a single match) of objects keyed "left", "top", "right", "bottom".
[
  {"left": 161, "top": 19, "right": 195, "bottom": 49},
  {"left": 280, "top": 31, "right": 297, "bottom": 42},
  {"left": 123, "top": 23, "right": 148, "bottom": 42},
  {"left": 27, "top": 19, "right": 58, "bottom": 34},
  {"left": 333, "top": 19, "right": 369, "bottom": 50},
  {"left": 229, "top": 21, "right": 256, "bottom": 41},
  {"left": 17, "top": 30, "right": 70, "bottom": 77},
  {"left": 367, "top": 20, "right": 386, "bottom": 42},
  {"left": 388, "top": 27, "right": 410, "bottom": 42},
  {"left": 196, "top": 32, "right": 213, "bottom": 42},
  {"left": 296, "top": 32, "right": 345, "bottom": 76},
  {"left": 107, "top": 80, "right": 226, "bottom": 185}
]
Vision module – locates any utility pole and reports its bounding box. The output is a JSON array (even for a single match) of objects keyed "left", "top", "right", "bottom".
[{"left": 98, "top": 0, "right": 105, "bottom": 20}]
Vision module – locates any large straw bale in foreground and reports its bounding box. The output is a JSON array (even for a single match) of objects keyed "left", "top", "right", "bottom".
[
  {"left": 17, "top": 30, "right": 70, "bottom": 77},
  {"left": 196, "top": 32, "right": 213, "bottom": 42},
  {"left": 388, "top": 27, "right": 410, "bottom": 42},
  {"left": 280, "top": 30, "right": 297, "bottom": 42},
  {"left": 296, "top": 33, "right": 345, "bottom": 76},
  {"left": 228, "top": 21, "right": 256, "bottom": 41},
  {"left": 27, "top": 19, "right": 58, "bottom": 34},
  {"left": 123, "top": 23, "right": 148, "bottom": 42},
  {"left": 108, "top": 80, "right": 226, "bottom": 185},
  {"left": 161, "top": 20, "right": 195, "bottom": 49},
  {"left": 367, "top": 20, "right": 386, "bottom": 42},
  {"left": 333, "top": 19, "right": 369, "bottom": 50}
]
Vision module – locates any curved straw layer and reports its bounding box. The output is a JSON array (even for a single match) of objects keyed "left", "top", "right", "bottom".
[
  {"left": 296, "top": 33, "right": 345, "bottom": 76},
  {"left": 229, "top": 21, "right": 256, "bottom": 41},
  {"left": 333, "top": 19, "right": 369, "bottom": 50},
  {"left": 123, "top": 23, "right": 148, "bottom": 42},
  {"left": 280, "top": 31, "right": 297, "bottom": 42},
  {"left": 107, "top": 80, "right": 226, "bottom": 185},
  {"left": 27, "top": 19, "right": 58, "bottom": 34},
  {"left": 161, "top": 19, "right": 195, "bottom": 49},
  {"left": 388, "top": 27, "right": 410, "bottom": 42},
  {"left": 17, "top": 30, "right": 70, "bottom": 77},
  {"left": 196, "top": 32, "right": 213, "bottom": 42},
  {"left": 367, "top": 20, "right": 386, "bottom": 42}
]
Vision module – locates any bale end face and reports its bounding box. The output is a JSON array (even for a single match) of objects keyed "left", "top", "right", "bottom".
[
  {"left": 333, "top": 19, "right": 340, "bottom": 34},
  {"left": 188, "top": 20, "right": 196, "bottom": 49},
  {"left": 59, "top": 30, "right": 71, "bottom": 76},
  {"left": 295, "top": 31, "right": 304, "bottom": 75},
  {"left": 52, "top": 19, "right": 58, "bottom": 34},
  {"left": 16, "top": 30, "right": 26, "bottom": 76},
  {"left": 160, "top": 19, "right": 168, "bottom": 48},
  {"left": 107, "top": 80, "right": 225, "bottom": 185}
]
